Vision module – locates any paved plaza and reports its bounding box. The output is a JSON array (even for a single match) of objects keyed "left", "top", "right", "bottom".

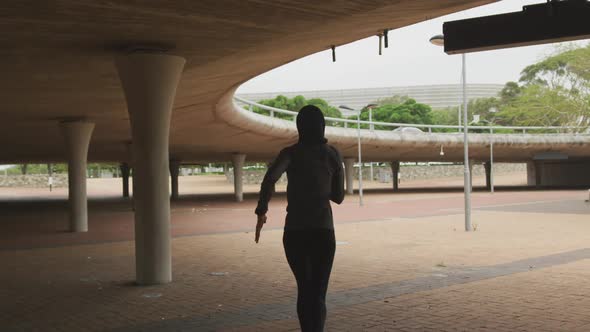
[{"left": 2, "top": 175, "right": 590, "bottom": 331}]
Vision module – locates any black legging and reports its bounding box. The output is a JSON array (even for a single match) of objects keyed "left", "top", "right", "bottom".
[{"left": 283, "top": 229, "right": 336, "bottom": 332}]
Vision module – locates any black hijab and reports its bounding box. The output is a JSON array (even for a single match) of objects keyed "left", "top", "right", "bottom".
[{"left": 296, "top": 105, "right": 328, "bottom": 145}]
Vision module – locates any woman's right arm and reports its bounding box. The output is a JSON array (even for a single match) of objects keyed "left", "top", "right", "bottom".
[{"left": 255, "top": 148, "right": 291, "bottom": 216}]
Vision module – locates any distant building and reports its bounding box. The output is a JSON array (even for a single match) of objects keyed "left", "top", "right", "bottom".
[{"left": 237, "top": 84, "right": 503, "bottom": 116}]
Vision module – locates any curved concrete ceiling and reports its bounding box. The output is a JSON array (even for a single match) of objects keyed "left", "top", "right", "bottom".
[{"left": 0, "top": 0, "right": 498, "bottom": 164}]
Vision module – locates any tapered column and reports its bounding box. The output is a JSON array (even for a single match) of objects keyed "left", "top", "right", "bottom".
[
  {"left": 391, "top": 161, "right": 400, "bottom": 192},
  {"left": 169, "top": 159, "right": 180, "bottom": 200},
  {"left": 116, "top": 53, "right": 185, "bottom": 285},
  {"left": 60, "top": 120, "right": 95, "bottom": 232},
  {"left": 232, "top": 154, "right": 246, "bottom": 202},
  {"left": 120, "top": 162, "right": 130, "bottom": 198},
  {"left": 344, "top": 158, "right": 355, "bottom": 195}
]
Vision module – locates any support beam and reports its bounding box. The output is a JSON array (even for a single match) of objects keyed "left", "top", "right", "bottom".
[
  {"left": 169, "top": 159, "right": 180, "bottom": 200},
  {"left": 527, "top": 161, "right": 539, "bottom": 187},
  {"left": 232, "top": 154, "right": 246, "bottom": 202},
  {"left": 343, "top": 158, "right": 355, "bottom": 195},
  {"left": 116, "top": 53, "right": 185, "bottom": 285},
  {"left": 391, "top": 161, "right": 400, "bottom": 192},
  {"left": 60, "top": 120, "right": 94, "bottom": 233},
  {"left": 120, "top": 163, "right": 130, "bottom": 198}
]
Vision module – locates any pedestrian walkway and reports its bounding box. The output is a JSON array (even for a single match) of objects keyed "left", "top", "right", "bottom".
[{"left": 1, "top": 187, "right": 590, "bottom": 331}]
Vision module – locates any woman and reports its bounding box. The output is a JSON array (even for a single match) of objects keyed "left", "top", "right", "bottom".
[{"left": 255, "top": 105, "right": 345, "bottom": 332}]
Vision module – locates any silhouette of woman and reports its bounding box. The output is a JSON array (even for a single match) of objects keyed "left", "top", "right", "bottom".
[{"left": 255, "top": 105, "right": 345, "bottom": 332}]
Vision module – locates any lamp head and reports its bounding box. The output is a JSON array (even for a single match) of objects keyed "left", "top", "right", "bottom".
[{"left": 429, "top": 34, "right": 445, "bottom": 47}]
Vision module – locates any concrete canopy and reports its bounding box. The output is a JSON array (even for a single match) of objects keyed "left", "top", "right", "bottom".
[{"left": 0, "top": 0, "right": 497, "bottom": 164}]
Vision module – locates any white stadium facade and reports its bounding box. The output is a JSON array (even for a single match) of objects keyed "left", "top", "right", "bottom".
[{"left": 237, "top": 83, "right": 504, "bottom": 115}]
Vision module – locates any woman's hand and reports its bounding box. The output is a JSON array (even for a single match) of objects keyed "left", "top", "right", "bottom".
[{"left": 255, "top": 214, "right": 267, "bottom": 243}]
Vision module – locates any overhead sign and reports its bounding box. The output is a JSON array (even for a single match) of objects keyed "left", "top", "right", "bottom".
[{"left": 443, "top": 0, "right": 590, "bottom": 54}]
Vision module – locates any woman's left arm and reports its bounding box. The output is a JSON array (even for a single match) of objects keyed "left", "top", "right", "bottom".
[{"left": 329, "top": 146, "right": 345, "bottom": 204}]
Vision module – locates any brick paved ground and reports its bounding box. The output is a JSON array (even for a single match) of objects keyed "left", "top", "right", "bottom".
[{"left": 1, "top": 175, "right": 590, "bottom": 331}]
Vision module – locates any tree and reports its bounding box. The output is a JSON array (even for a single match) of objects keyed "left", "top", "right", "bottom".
[
  {"left": 305, "top": 98, "right": 342, "bottom": 119},
  {"left": 499, "top": 81, "right": 522, "bottom": 104},
  {"left": 348, "top": 98, "right": 434, "bottom": 130},
  {"left": 468, "top": 97, "right": 501, "bottom": 121},
  {"left": 464, "top": 44, "right": 590, "bottom": 133},
  {"left": 375, "top": 95, "right": 410, "bottom": 106},
  {"left": 499, "top": 84, "right": 586, "bottom": 128},
  {"left": 252, "top": 95, "right": 342, "bottom": 123},
  {"left": 506, "top": 44, "right": 590, "bottom": 131},
  {"left": 431, "top": 106, "right": 460, "bottom": 132},
  {"left": 519, "top": 44, "right": 590, "bottom": 91}
]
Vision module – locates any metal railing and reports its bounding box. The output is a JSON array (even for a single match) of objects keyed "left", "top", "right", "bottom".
[{"left": 234, "top": 96, "right": 588, "bottom": 135}]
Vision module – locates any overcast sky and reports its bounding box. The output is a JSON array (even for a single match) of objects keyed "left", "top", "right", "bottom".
[{"left": 238, "top": 0, "right": 581, "bottom": 94}]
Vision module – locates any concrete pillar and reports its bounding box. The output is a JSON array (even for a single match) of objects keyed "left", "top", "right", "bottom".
[
  {"left": 116, "top": 53, "right": 185, "bottom": 285},
  {"left": 484, "top": 161, "right": 491, "bottom": 191},
  {"left": 169, "top": 159, "right": 180, "bottom": 200},
  {"left": 391, "top": 161, "right": 400, "bottom": 191},
  {"left": 344, "top": 158, "right": 355, "bottom": 195},
  {"left": 47, "top": 163, "right": 54, "bottom": 192},
  {"left": 120, "top": 163, "right": 130, "bottom": 198},
  {"left": 60, "top": 120, "right": 95, "bottom": 232},
  {"left": 527, "top": 161, "right": 541, "bottom": 187},
  {"left": 232, "top": 154, "right": 246, "bottom": 202}
]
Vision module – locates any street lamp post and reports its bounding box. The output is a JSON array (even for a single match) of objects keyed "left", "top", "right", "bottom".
[
  {"left": 486, "top": 107, "right": 498, "bottom": 193},
  {"left": 339, "top": 104, "right": 377, "bottom": 207},
  {"left": 369, "top": 108, "right": 374, "bottom": 183},
  {"left": 357, "top": 108, "right": 363, "bottom": 206},
  {"left": 430, "top": 34, "right": 472, "bottom": 232},
  {"left": 490, "top": 128, "right": 494, "bottom": 193}
]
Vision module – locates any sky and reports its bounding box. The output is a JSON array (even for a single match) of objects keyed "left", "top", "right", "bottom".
[{"left": 238, "top": 0, "right": 578, "bottom": 94}]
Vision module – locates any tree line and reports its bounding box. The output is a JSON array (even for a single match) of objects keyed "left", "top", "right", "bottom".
[{"left": 3, "top": 163, "right": 121, "bottom": 176}]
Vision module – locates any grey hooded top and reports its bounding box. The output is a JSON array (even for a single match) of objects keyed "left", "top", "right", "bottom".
[{"left": 255, "top": 105, "right": 345, "bottom": 230}]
